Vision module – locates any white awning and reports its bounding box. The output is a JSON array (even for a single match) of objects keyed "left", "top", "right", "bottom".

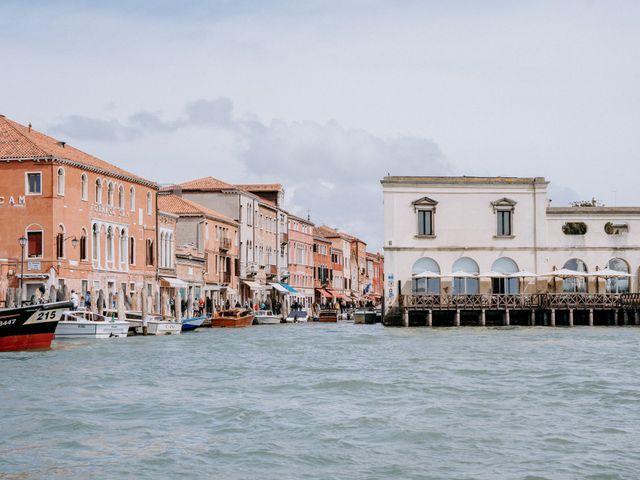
[
  {"left": 242, "top": 280, "right": 265, "bottom": 290},
  {"left": 271, "top": 283, "right": 290, "bottom": 294},
  {"left": 205, "top": 284, "right": 222, "bottom": 291},
  {"left": 160, "top": 277, "right": 189, "bottom": 288}
]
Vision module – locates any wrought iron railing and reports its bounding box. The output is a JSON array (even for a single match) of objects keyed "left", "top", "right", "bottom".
[{"left": 400, "top": 293, "right": 640, "bottom": 310}]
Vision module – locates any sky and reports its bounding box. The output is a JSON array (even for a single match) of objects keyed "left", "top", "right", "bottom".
[{"left": 2, "top": 0, "right": 640, "bottom": 250}]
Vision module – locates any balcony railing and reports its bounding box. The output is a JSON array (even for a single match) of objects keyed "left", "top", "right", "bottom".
[{"left": 400, "top": 293, "right": 640, "bottom": 311}]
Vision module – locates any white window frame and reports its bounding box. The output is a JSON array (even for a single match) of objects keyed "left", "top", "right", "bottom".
[
  {"left": 26, "top": 229, "right": 44, "bottom": 258},
  {"left": 56, "top": 167, "right": 65, "bottom": 196},
  {"left": 130, "top": 187, "right": 136, "bottom": 212},
  {"left": 81, "top": 173, "right": 88, "bottom": 201},
  {"left": 25, "top": 171, "right": 42, "bottom": 196}
]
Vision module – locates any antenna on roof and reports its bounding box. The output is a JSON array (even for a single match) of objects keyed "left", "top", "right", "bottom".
[{"left": 28, "top": 122, "right": 32, "bottom": 133}]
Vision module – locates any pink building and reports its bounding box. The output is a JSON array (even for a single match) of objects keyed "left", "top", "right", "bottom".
[{"left": 287, "top": 213, "right": 314, "bottom": 309}]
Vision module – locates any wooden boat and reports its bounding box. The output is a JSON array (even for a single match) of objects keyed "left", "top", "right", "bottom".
[
  {"left": 56, "top": 311, "right": 129, "bottom": 338},
  {"left": 0, "top": 301, "right": 71, "bottom": 352},
  {"left": 318, "top": 308, "right": 338, "bottom": 322},
  {"left": 212, "top": 309, "right": 255, "bottom": 328},
  {"left": 254, "top": 310, "right": 281, "bottom": 325},
  {"left": 181, "top": 316, "right": 207, "bottom": 331}
]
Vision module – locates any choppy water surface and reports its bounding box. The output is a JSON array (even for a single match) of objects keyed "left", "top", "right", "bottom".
[{"left": 2, "top": 324, "right": 640, "bottom": 479}]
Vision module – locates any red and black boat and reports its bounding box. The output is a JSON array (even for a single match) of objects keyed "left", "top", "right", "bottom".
[{"left": 0, "top": 301, "right": 72, "bottom": 352}]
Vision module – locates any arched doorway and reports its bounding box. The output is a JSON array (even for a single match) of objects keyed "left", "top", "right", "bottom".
[
  {"left": 606, "top": 258, "right": 630, "bottom": 293},
  {"left": 452, "top": 257, "right": 479, "bottom": 295},
  {"left": 411, "top": 257, "right": 441, "bottom": 294},
  {"left": 491, "top": 257, "right": 519, "bottom": 294},
  {"left": 563, "top": 258, "right": 588, "bottom": 292}
]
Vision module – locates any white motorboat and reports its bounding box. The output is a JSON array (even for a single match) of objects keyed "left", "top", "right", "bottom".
[
  {"left": 125, "top": 312, "right": 182, "bottom": 335},
  {"left": 56, "top": 311, "right": 129, "bottom": 338},
  {"left": 254, "top": 310, "right": 281, "bottom": 325},
  {"left": 285, "top": 310, "right": 309, "bottom": 323}
]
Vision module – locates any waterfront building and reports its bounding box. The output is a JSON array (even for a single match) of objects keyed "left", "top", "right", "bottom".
[
  {"left": 365, "top": 252, "right": 384, "bottom": 301},
  {"left": 164, "top": 178, "right": 288, "bottom": 303},
  {"left": 382, "top": 175, "right": 640, "bottom": 326},
  {"left": 313, "top": 229, "right": 333, "bottom": 305},
  {"left": 330, "top": 246, "right": 345, "bottom": 298},
  {"left": 0, "top": 115, "right": 158, "bottom": 307},
  {"left": 158, "top": 194, "right": 240, "bottom": 308},
  {"left": 288, "top": 213, "right": 315, "bottom": 309}
]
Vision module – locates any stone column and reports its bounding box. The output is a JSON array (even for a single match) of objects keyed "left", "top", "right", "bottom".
[
  {"left": 568, "top": 309, "right": 574, "bottom": 327},
  {"left": 588, "top": 309, "right": 594, "bottom": 326},
  {"left": 402, "top": 308, "right": 409, "bottom": 327},
  {"left": 504, "top": 310, "right": 510, "bottom": 326},
  {"left": 454, "top": 309, "right": 460, "bottom": 327},
  {"left": 550, "top": 309, "right": 556, "bottom": 327},
  {"left": 117, "top": 292, "right": 126, "bottom": 322},
  {"left": 530, "top": 309, "right": 536, "bottom": 326}
]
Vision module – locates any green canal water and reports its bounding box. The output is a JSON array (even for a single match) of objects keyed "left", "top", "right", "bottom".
[{"left": 2, "top": 323, "right": 640, "bottom": 479}]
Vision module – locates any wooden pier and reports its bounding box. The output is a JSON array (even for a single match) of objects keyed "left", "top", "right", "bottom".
[{"left": 385, "top": 293, "right": 640, "bottom": 327}]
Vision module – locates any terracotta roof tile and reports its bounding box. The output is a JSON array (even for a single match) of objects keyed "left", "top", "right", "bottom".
[
  {"left": 158, "top": 194, "right": 237, "bottom": 224},
  {"left": 0, "top": 115, "right": 157, "bottom": 188},
  {"left": 177, "top": 176, "right": 235, "bottom": 191},
  {"left": 234, "top": 183, "right": 283, "bottom": 192}
]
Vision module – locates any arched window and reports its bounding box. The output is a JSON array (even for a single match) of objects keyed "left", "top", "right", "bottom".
[
  {"left": 120, "top": 228, "right": 127, "bottom": 266},
  {"left": 168, "top": 233, "right": 173, "bottom": 268},
  {"left": 129, "top": 236, "right": 135, "bottom": 265},
  {"left": 56, "top": 225, "right": 65, "bottom": 258},
  {"left": 491, "top": 257, "right": 519, "bottom": 294},
  {"left": 95, "top": 179, "right": 103, "bottom": 204},
  {"left": 452, "top": 257, "right": 479, "bottom": 295},
  {"left": 81, "top": 174, "right": 88, "bottom": 201},
  {"left": 80, "top": 228, "right": 87, "bottom": 261},
  {"left": 606, "top": 258, "right": 630, "bottom": 293},
  {"left": 56, "top": 168, "right": 65, "bottom": 196},
  {"left": 92, "top": 224, "right": 100, "bottom": 261},
  {"left": 129, "top": 187, "right": 135, "bottom": 212},
  {"left": 160, "top": 232, "right": 166, "bottom": 268},
  {"left": 563, "top": 258, "right": 588, "bottom": 293},
  {"left": 411, "top": 257, "right": 441, "bottom": 294},
  {"left": 118, "top": 185, "right": 125, "bottom": 209},
  {"left": 146, "top": 192, "right": 152, "bottom": 215},
  {"left": 106, "top": 226, "right": 114, "bottom": 262},
  {"left": 107, "top": 182, "right": 114, "bottom": 207},
  {"left": 146, "top": 239, "right": 154, "bottom": 266}
]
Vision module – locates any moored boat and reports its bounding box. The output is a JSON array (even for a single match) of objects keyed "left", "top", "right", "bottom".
[
  {"left": 354, "top": 309, "right": 377, "bottom": 324},
  {"left": 122, "top": 312, "right": 182, "bottom": 335},
  {"left": 212, "top": 309, "right": 255, "bottom": 328},
  {"left": 285, "top": 310, "right": 309, "bottom": 323},
  {"left": 56, "top": 311, "right": 129, "bottom": 338},
  {"left": 318, "top": 308, "right": 338, "bottom": 322},
  {"left": 254, "top": 310, "right": 281, "bottom": 325},
  {"left": 182, "top": 316, "right": 207, "bottom": 331},
  {"left": 0, "top": 301, "right": 71, "bottom": 352}
]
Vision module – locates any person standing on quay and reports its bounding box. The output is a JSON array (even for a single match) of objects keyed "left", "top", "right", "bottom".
[{"left": 70, "top": 290, "right": 79, "bottom": 311}]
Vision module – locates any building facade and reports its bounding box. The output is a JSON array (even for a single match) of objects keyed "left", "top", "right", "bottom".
[
  {"left": 382, "top": 175, "right": 640, "bottom": 325},
  {"left": 288, "top": 214, "right": 314, "bottom": 308},
  {"left": 0, "top": 115, "right": 158, "bottom": 307},
  {"left": 313, "top": 230, "right": 333, "bottom": 304}
]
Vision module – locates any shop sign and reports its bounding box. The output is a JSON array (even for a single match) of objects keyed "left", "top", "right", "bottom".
[{"left": 0, "top": 196, "right": 26, "bottom": 207}]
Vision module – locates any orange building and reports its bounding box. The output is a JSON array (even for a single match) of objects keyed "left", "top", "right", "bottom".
[
  {"left": 313, "top": 228, "right": 333, "bottom": 304},
  {"left": 366, "top": 252, "right": 384, "bottom": 302},
  {"left": 0, "top": 115, "right": 158, "bottom": 307}
]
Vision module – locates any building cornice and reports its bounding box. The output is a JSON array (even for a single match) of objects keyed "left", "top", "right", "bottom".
[
  {"left": 547, "top": 207, "right": 640, "bottom": 215},
  {"left": 381, "top": 175, "right": 548, "bottom": 187}
]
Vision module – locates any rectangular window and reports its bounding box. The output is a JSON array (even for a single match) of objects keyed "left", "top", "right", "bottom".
[
  {"left": 26, "top": 173, "right": 42, "bottom": 195},
  {"left": 417, "top": 210, "right": 433, "bottom": 236},
  {"left": 497, "top": 210, "right": 512, "bottom": 236},
  {"left": 27, "top": 231, "right": 43, "bottom": 257}
]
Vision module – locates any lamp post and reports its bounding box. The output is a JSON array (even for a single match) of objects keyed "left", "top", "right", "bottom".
[{"left": 18, "top": 236, "right": 27, "bottom": 307}]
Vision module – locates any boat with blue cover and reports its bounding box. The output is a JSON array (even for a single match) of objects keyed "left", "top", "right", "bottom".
[{"left": 181, "top": 316, "right": 207, "bottom": 331}]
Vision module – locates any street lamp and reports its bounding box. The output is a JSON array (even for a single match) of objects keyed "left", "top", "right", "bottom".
[{"left": 18, "top": 236, "right": 27, "bottom": 307}]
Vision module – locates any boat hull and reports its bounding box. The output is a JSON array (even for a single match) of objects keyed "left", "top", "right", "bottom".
[
  {"left": 0, "top": 302, "right": 71, "bottom": 352},
  {"left": 148, "top": 321, "right": 182, "bottom": 335},
  {"left": 255, "top": 316, "right": 281, "bottom": 325},
  {"left": 182, "top": 316, "right": 206, "bottom": 331},
  {"left": 212, "top": 315, "right": 254, "bottom": 328},
  {"left": 318, "top": 309, "right": 338, "bottom": 322},
  {"left": 55, "top": 321, "right": 129, "bottom": 338}
]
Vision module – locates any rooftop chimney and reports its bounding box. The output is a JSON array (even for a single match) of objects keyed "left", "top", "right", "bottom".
[
  {"left": 57, "top": 141, "right": 66, "bottom": 148},
  {"left": 28, "top": 122, "right": 32, "bottom": 133}
]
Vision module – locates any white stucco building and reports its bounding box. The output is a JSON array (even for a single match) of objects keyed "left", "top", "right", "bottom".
[{"left": 382, "top": 176, "right": 640, "bottom": 323}]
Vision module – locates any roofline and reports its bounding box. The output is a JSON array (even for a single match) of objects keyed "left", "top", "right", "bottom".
[
  {"left": 287, "top": 213, "right": 315, "bottom": 225},
  {"left": 159, "top": 209, "right": 238, "bottom": 226},
  {"left": 0, "top": 156, "right": 159, "bottom": 189},
  {"left": 547, "top": 207, "right": 640, "bottom": 215},
  {"left": 381, "top": 175, "right": 548, "bottom": 187}
]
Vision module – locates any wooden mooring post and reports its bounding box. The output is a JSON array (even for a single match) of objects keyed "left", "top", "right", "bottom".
[
  {"left": 550, "top": 309, "right": 556, "bottom": 327},
  {"left": 568, "top": 309, "right": 574, "bottom": 327},
  {"left": 588, "top": 309, "right": 594, "bottom": 326}
]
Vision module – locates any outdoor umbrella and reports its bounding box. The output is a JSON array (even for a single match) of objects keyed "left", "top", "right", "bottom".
[
  {"left": 588, "top": 268, "right": 633, "bottom": 278},
  {"left": 447, "top": 271, "right": 478, "bottom": 278},
  {"left": 478, "top": 271, "right": 505, "bottom": 278},
  {"left": 413, "top": 271, "right": 442, "bottom": 278}
]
